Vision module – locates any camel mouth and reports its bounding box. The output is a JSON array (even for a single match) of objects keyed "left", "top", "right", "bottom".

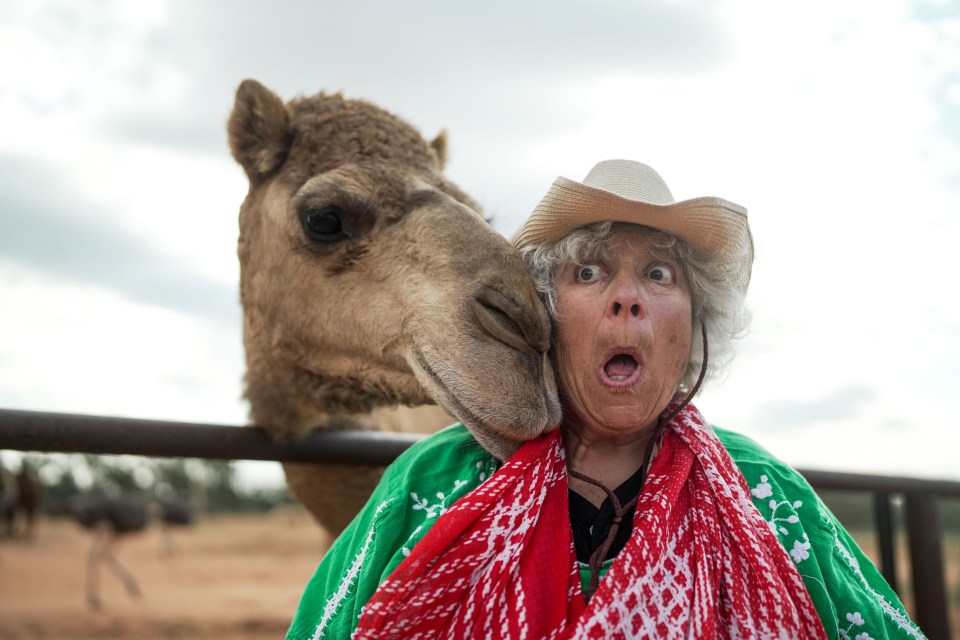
[
  {"left": 472, "top": 287, "right": 549, "bottom": 358},
  {"left": 600, "top": 352, "right": 642, "bottom": 387},
  {"left": 410, "top": 344, "right": 557, "bottom": 443},
  {"left": 411, "top": 346, "right": 489, "bottom": 429}
]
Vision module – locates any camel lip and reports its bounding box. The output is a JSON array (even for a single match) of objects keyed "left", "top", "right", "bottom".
[
  {"left": 410, "top": 345, "right": 555, "bottom": 442},
  {"left": 411, "top": 345, "right": 489, "bottom": 430},
  {"left": 598, "top": 348, "right": 643, "bottom": 389}
]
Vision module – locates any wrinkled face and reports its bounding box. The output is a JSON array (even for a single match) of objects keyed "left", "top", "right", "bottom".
[{"left": 553, "top": 227, "right": 692, "bottom": 440}]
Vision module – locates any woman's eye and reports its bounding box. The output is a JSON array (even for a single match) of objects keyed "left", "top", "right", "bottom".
[
  {"left": 647, "top": 265, "right": 674, "bottom": 283},
  {"left": 576, "top": 265, "right": 603, "bottom": 282}
]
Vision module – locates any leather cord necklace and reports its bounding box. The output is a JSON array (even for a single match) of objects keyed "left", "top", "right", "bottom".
[{"left": 568, "top": 323, "right": 709, "bottom": 601}]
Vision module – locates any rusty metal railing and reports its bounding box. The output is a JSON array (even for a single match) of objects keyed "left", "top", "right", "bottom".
[{"left": 1, "top": 408, "right": 957, "bottom": 639}]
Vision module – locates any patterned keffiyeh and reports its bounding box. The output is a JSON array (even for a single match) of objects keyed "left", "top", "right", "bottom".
[{"left": 353, "top": 404, "right": 827, "bottom": 639}]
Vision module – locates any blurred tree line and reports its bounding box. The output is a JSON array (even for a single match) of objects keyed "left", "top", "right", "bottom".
[
  {"left": 5, "top": 451, "right": 295, "bottom": 517},
  {"left": 819, "top": 489, "right": 960, "bottom": 533},
  {"left": 6, "top": 450, "right": 959, "bottom": 530}
]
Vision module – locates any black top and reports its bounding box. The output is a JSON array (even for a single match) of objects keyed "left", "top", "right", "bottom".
[{"left": 568, "top": 464, "right": 645, "bottom": 564}]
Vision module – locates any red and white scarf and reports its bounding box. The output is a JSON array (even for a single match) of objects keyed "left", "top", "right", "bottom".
[{"left": 354, "top": 404, "right": 827, "bottom": 639}]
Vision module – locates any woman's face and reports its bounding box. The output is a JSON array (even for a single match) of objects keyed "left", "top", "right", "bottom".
[{"left": 552, "top": 227, "right": 692, "bottom": 440}]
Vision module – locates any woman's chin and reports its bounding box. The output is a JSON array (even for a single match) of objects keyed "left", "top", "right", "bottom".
[{"left": 566, "top": 407, "right": 661, "bottom": 440}]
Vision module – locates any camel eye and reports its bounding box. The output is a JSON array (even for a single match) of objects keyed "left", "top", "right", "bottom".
[{"left": 302, "top": 206, "right": 347, "bottom": 242}]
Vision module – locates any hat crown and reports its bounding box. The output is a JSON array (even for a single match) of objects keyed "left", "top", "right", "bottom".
[
  {"left": 511, "top": 158, "right": 753, "bottom": 295},
  {"left": 583, "top": 159, "right": 676, "bottom": 206}
]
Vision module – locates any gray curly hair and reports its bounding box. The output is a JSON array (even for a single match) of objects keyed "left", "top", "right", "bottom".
[{"left": 519, "top": 222, "right": 750, "bottom": 395}]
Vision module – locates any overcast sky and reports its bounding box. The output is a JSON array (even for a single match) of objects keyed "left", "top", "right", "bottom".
[{"left": 1, "top": 0, "right": 958, "bottom": 487}]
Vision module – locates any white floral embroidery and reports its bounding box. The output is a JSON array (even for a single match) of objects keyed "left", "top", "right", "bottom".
[
  {"left": 751, "top": 474, "right": 773, "bottom": 499},
  {"left": 764, "top": 497, "right": 803, "bottom": 535},
  {"left": 848, "top": 612, "right": 865, "bottom": 625},
  {"left": 400, "top": 457, "right": 497, "bottom": 556},
  {"left": 838, "top": 610, "right": 870, "bottom": 640},
  {"left": 409, "top": 479, "right": 474, "bottom": 518},
  {"left": 749, "top": 474, "right": 812, "bottom": 567},
  {"left": 790, "top": 534, "right": 812, "bottom": 564}
]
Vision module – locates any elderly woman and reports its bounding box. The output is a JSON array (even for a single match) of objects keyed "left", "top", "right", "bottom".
[{"left": 286, "top": 160, "right": 923, "bottom": 639}]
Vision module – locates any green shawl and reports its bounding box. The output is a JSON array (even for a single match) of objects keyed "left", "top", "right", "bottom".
[{"left": 287, "top": 424, "right": 926, "bottom": 640}]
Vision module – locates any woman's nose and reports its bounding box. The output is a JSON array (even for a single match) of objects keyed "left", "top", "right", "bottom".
[
  {"left": 611, "top": 300, "right": 642, "bottom": 317},
  {"left": 608, "top": 277, "right": 644, "bottom": 319}
]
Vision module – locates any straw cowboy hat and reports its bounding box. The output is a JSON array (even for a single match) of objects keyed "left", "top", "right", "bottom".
[{"left": 512, "top": 159, "right": 754, "bottom": 293}]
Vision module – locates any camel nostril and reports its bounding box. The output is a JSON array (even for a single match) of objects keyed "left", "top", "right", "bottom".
[
  {"left": 480, "top": 302, "right": 524, "bottom": 339},
  {"left": 474, "top": 300, "right": 536, "bottom": 359},
  {"left": 473, "top": 287, "right": 547, "bottom": 358}
]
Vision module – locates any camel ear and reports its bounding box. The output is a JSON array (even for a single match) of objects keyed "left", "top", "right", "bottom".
[
  {"left": 430, "top": 130, "right": 448, "bottom": 170},
  {"left": 227, "top": 79, "right": 292, "bottom": 181}
]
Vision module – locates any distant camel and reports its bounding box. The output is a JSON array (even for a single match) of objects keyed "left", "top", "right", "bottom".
[
  {"left": 69, "top": 491, "right": 195, "bottom": 609},
  {"left": 228, "top": 80, "right": 560, "bottom": 536}
]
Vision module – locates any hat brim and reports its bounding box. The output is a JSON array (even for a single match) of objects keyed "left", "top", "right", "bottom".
[{"left": 512, "top": 176, "right": 754, "bottom": 294}]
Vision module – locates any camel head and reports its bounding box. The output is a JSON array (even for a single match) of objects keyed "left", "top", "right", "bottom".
[{"left": 228, "top": 79, "right": 561, "bottom": 460}]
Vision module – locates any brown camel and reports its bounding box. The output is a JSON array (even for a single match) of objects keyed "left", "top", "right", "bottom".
[{"left": 228, "top": 80, "right": 561, "bottom": 536}]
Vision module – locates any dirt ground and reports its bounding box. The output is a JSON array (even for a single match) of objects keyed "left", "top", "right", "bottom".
[
  {"left": 2, "top": 511, "right": 956, "bottom": 639},
  {"left": 0, "top": 509, "right": 331, "bottom": 640}
]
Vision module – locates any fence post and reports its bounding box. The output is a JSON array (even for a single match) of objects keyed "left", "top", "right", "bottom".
[
  {"left": 905, "top": 491, "right": 951, "bottom": 640},
  {"left": 873, "top": 491, "right": 898, "bottom": 594}
]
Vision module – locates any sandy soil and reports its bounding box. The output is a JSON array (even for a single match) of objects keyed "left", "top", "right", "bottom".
[
  {"left": 0, "top": 509, "right": 331, "bottom": 640},
  {"left": 2, "top": 511, "right": 955, "bottom": 638}
]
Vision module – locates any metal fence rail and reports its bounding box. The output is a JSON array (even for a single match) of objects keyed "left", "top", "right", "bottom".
[
  {"left": 1, "top": 408, "right": 957, "bottom": 639},
  {"left": 0, "top": 408, "right": 416, "bottom": 465}
]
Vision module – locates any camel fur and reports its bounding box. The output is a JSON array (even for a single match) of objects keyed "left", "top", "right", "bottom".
[{"left": 228, "top": 80, "right": 561, "bottom": 535}]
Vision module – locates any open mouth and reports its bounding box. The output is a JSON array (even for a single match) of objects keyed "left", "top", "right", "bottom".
[{"left": 600, "top": 352, "right": 641, "bottom": 387}]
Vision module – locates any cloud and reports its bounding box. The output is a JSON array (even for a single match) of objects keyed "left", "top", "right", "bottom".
[
  {"left": 750, "top": 386, "right": 877, "bottom": 430},
  {"left": 0, "top": 267, "right": 246, "bottom": 424},
  {"left": 0, "top": 155, "right": 239, "bottom": 326},
  {"left": 99, "top": 107, "right": 228, "bottom": 158},
  {"left": 2, "top": 0, "right": 960, "bottom": 486},
  {"left": 162, "top": 0, "right": 734, "bottom": 89}
]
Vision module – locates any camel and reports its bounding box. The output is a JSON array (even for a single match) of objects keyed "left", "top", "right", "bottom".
[{"left": 227, "top": 79, "right": 561, "bottom": 536}]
